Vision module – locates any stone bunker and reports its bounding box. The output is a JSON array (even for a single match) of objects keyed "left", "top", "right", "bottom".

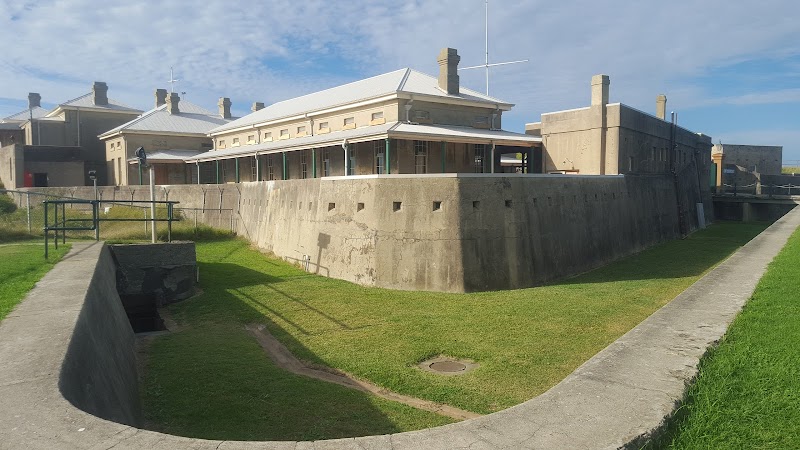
[{"left": 0, "top": 207, "right": 798, "bottom": 449}]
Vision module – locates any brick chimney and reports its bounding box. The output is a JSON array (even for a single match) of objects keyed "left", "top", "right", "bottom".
[
  {"left": 591, "top": 75, "right": 609, "bottom": 106},
  {"left": 28, "top": 93, "right": 41, "bottom": 109},
  {"left": 167, "top": 92, "right": 180, "bottom": 114},
  {"left": 437, "top": 48, "right": 461, "bottom": 96},
  {"left": 656, "top": 94, "right": 667, "bottom": 120},
  {"left": 155, "top": 89, "right": 168, "bottom": 108},
  {"left": 251, "top": 102, "right": 265, "bottom": 112},
  {"left": 92, "top": 81, "right": 108, "bottom": 106},
  {"left": 218, "top": 97, "right": 232, "bottom": 119}
]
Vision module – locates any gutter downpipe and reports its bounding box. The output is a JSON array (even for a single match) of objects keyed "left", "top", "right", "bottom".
[
  {"left": 385, "top": 138, "right": 391, "bottom": 174},
  {"left": 490, "top": 141, "right": 496, "bottom": 173},
  {"left": 312, "top": 148, "right": 317, "bottom": 178},
  {"left": 255, "top": 152, "right": 260, "bottom": 181},
  {"left": 342, "top": 139, "right": 349, "bottom": 176},
  {"left": 196, "top": 161, "right": 200, "bottom": 184}
]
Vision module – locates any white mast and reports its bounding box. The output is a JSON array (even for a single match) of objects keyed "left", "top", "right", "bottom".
[
  {"left": 167, "top": 67, "right": 179, "bottom": 93},
  {"left": 459, "top": 0, "right": 528, "bottom": 96}
]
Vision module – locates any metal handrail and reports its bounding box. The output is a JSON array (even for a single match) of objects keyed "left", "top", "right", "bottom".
[{"left": 42, "top": 199, "right": 181, "bottom": 258}]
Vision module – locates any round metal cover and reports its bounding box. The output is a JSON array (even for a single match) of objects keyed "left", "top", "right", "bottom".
[{"left": 429, "top": 361, "right": 467, "bottom": 373}]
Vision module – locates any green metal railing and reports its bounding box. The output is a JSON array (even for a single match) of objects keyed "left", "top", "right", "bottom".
[{"left": 42, "top": 199, "right": 180, "bottom": 258}]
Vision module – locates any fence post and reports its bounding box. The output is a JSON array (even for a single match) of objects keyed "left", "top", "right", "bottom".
[{"left": 26, "top": 193, "right": 31, "bottom": 234}]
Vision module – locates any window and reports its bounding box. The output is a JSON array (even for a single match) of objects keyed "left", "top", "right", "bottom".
[
  {"left": 318, "top": 121, "right": 329, "bottom": 131},
  {"left": 232, "top": 137, "right": 240, "bottom": 147},
  {"left": 343, "top": 117, "right": 355, "bottom": 129},
  {"left": 280, "top": 129, "right": 289, "bottom": 139},
  {"left": 474, "top": 144, "right": 486, "bottom": 173},
  {"left": 474, "top": 116, "right": 489, "bottom": 127},
  {"left": 414, "top": 140, "right": 428, "bottom": 174},
  {"left": 414, "top": 110, "right": 430, "bottom": 121},
  {"left": 322, "top": 148, "right": 331, "bottom": 177},
  {"left": 301, "top": 151, "right": 308, "bottom": 179},
  {"left": 297, "top": 125, "right": 307, "bottom": 136},
  {"left": 219, "top": 139, "right": 226, "bottom": 149},
  {"left": 264, "top": 132, "right": 272, "bottom": 142},
  {"left": 371, "top": 111, "right": 383, "bottom": 121},
  {"left": 267, "top": 155, "right": 274, "bottom": 180},
  {"left": 247, "top": 135, "right": 255, "bottom": 145},
  {"left": 374, "top": 140, "right": 385, "bottom": 174},
  {"left": 348, "top": 144, "right": 356, "bottom": 176}
]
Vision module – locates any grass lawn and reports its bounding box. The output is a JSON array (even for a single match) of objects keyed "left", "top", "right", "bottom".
[
  {"left": 651, "top": 227, "right": 800, "bottom": 449},
  {"left": 143, "top": 222, "right": 767, "bottom": 441},
  {"left": 0, "top": 243, "right": 70, "bottom": 321}
]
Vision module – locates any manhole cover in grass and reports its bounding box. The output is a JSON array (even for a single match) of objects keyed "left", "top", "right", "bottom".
[
  {"left": 418, "top": 356, "right": 478, "bottom": 376},
  {"left": 429, "top": 361, "right": 466, "bottom": 372}
]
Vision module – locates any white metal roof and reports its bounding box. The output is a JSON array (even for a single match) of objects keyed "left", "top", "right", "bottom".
[
  {"left": 126, "top": 149, "right": 205, "bottom": 164},
  {"left": 188, "top": 122, "right": 539, "bottom": 162},
  {"left": 47, "top": 93, "right": 141, "bottom": 116},
  {"left": 2, "top": 106, "right": 49, "bottom": 122},
  {"left": 99, "top": 101, "right": 231, "bottom": 138},
  {"left": 208, "top": 68, "right": 513, "bottom": 135}
]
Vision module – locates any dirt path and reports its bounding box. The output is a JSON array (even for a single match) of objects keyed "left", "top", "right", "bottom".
[{"left": 245, "top": 324, "right": 481, "bottom": 421}]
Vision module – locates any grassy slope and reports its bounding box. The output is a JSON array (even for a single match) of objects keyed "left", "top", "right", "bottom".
[
  {"left": 0, "top": 244, "right": 70, "bottom": 321},
  {"left": 654, "top": 227, "right": 800, "bottom": 449},
  {"left": 143, "top": 222, "right": 766, "bottom": 440}
]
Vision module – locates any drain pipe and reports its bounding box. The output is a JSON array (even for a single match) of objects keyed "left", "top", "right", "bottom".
[
  {"left": 404, "top": 99, "right": 414, "bottom": 123},
  {"left": 195, "top": 161, "right": 200, "bottom": 184},
  {"left": 342, "top": 139, "right": 349, "bottom": 176},
  {"left": 490, "top": 141, "right": 496, "bottom": 173},
  {"left": 254, "top": 152, "right": 260, "bottom": 181}
]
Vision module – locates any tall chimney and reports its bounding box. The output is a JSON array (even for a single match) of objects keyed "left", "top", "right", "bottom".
[
  {"left": 28, "top": 93, "right": 41, "bottom": 109},
  {"left": 218, "top": 97, "right": 232, "bottom": 119},
  {"left": 167, "top": 92, "right": 180, "bottom": 114},
  {"left": 656, "top": 94, "right": 667, "bottom": 120},
  {"left": 92, "top": 81, "right": 108, "bottom": 106},
  {"left": 251, "top": 102, "right": 265, "bottom": 112},
  {"left": 155, "top": 88, "right": 168, "bottom": 108},
  {"left": 437, "top": 48, "right": 461, "bottom": 96},
  {"left": 591, "top": 75, "right": 609, "bottom": 106}
]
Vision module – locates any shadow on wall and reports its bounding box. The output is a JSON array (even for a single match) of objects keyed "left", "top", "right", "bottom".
[
  {"left": 556, "top": 222, "right": 768, "bottom": 285},
  {"left": 140, "top": 256, "right": 419, "bottom": 441}
]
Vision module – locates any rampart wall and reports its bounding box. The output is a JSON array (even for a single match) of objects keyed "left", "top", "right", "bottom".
[{"left": 24, "top": 172, "right": 710, "bottom": 292}]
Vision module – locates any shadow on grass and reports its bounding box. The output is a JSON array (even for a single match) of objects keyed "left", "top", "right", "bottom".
[
  {"left": 557, "top": 222, "right": 769, "bottom": 285},
  {"left": 142, "top": 253, "right": 452, "bottom": 441}
]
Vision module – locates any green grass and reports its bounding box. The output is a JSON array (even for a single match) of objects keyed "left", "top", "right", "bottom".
[
  {"left": 142, "top": 222, "right": 767, "bottom": 440},
  {"left": 650, "top": 227, "right": 800, "bottom": 449},
  {"left": 0, "top": 243, "right": 70, "bottom": 321},
  {"left": 781, "top": 166, "right": 800, "bottom": 174}
]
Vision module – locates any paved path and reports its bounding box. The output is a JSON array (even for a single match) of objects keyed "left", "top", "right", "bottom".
[
  {"left": 246, "top": 324, "right": 481, "bottom": 421},
  {"left": 1, "top": 208, "right": 798, "bottom": 449}
]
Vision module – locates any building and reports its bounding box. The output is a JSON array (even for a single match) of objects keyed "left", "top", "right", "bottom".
[
  {"left": 710, "top": 143, "right": 783, "bottom": 190},
  {"left": 99, "top": 90, "right": 234, "bottom": 185},
  {"left": 18, "top": 82, "right": 142, "bottom": 185},
  {"left": 188, "top": 48, "right": 541, "bottom": 182},
  {"left": 0, "top": 93, "right": 49, "bottom": 150},
  {"left": 525, "top": 75, "right": 713, "bottom": 177}
]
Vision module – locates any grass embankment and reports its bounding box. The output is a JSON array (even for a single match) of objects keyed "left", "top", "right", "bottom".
[
  {"left": 0, "top": 244, "right": 70, "bottom": 321},
  {"left": 781, "top": 166, "right": 800, "bottom": 175},
  {"left": 651, "top": 227, "right": 800, "bottom": 449},
  {"left": 142, "top": 222, "right": 767, "bottom": 441}
]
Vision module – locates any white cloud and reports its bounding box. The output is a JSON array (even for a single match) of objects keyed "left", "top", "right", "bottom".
[{"left": 0, "top": 0, "right": 797, "bottom": 153}]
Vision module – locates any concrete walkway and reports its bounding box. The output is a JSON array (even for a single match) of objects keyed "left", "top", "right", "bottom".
[{"left": 1, "top": 208, "right": 798, "bottom": 449}]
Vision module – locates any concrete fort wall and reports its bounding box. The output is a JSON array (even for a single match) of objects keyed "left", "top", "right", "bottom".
[{"left": 24, "top": 173, "right": 694, "bottom": 292}]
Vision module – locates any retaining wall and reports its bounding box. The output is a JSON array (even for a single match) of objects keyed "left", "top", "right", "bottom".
[{"left": 22, "top": 172, "right": 710, "bottom": 292}]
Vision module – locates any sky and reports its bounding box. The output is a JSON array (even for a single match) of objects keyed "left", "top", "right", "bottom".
[{"left": 1, "top": 0, "right": 798, "bottom": 161}]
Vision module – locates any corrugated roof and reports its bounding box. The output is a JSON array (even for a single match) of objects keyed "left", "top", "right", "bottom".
[
  {"left": 188, "top": 122, "right": 538, "bottom": 162},
  {"left": 2, "top": 106, "right": 49, "bottom": 122},
  {"left": 126, "top": 149, "right": 205, "bottom": 163},
  {"left": 99, "top": 100, "right": 231, "bottom": 138},
  {"left": 54, "top": 93, "right": 141, "bottom": 113},
  {"left": 209, "top": 68, "right": 511, "bottom": 134},
  {"left": 0, "top": 123, "right": 22, "bottom": 130}
]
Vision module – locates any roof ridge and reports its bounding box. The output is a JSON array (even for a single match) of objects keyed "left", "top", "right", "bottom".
[
  {"left": 99, "top": 105, "right": 164, "bottom": 136},
  {"left": 396, "top": 68, "right": 412, "bottom": 92},
  {"left": 59, "top": 92, "right": 91, "bottom": 107}
]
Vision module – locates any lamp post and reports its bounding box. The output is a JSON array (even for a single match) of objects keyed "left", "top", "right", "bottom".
[{"left": 136, "top": 147, "right": 156, "bottom": 243}]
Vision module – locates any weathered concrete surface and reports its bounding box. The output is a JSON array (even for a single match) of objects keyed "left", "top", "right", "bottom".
[
  {"left": 21, "top": 172, "right": 708, "bottom": 293},
  {"left": 1, "top": 209, "right": 798, "bottom": 449},
  {"left": 109, "top": 242, "right": 197, "bottom": 303}
]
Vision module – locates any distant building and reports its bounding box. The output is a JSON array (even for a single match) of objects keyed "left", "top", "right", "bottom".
[
  {"left": 710, "top": 144, "right": 783, "bottom": 189},
  {"left": 0, "top": 93, "right": 47, "bottom": 149},
  {"left": 99, "top": 89, "right": 234, "bottom": 185},
  {"left": 188, "top": 48, "right": 540, "bottom": 183},
  {"left": 17, "top": 82, "right": 142, "bottom": 186},
  {"left": 525, "top": 75, "right": 712, "bottom": 176}
]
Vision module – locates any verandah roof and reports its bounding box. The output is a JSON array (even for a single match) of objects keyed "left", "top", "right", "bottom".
[{"left": 187, "top": 122, "right": 540, "bottom": 163}]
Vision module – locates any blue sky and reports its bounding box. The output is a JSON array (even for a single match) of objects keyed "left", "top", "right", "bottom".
[{"left": 1, "top": 0, "right": 797, "bottom": 161}]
